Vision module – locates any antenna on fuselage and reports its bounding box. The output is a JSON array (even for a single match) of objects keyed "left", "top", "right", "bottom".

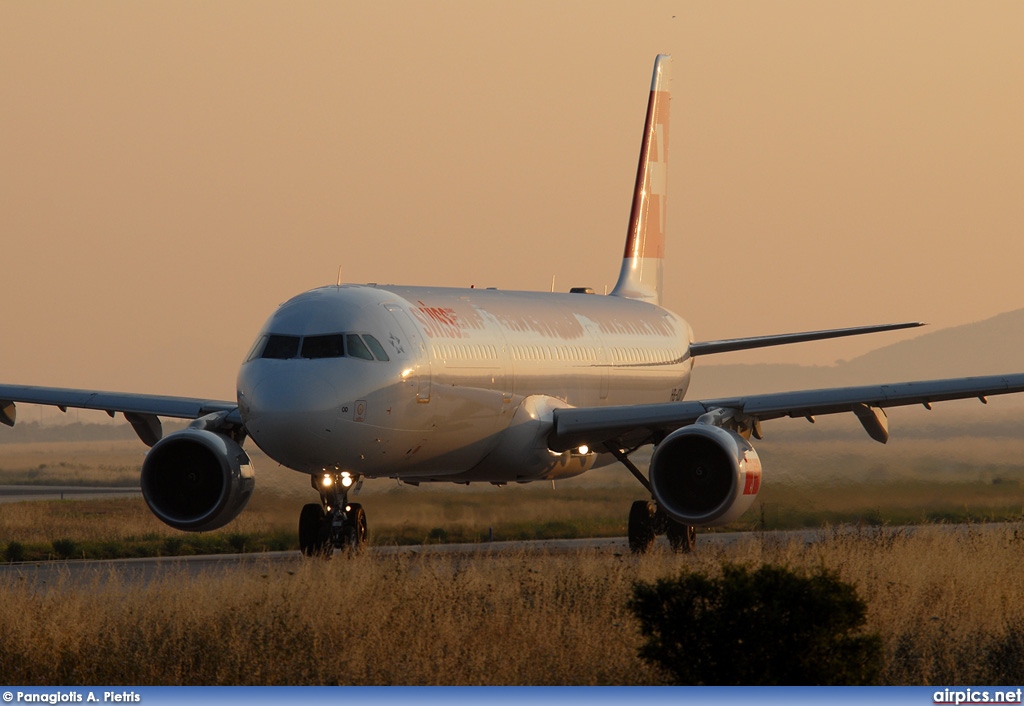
[
  {"left": 550, "top": 275, "right": 556, "bottom": 293},
  {"left": 337, "top": 266, "right": 343, "bottom": 286}
]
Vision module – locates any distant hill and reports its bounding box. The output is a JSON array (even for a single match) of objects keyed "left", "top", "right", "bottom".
[{"left": 687, "top": 308, "right": 1024, "bottom": 400}]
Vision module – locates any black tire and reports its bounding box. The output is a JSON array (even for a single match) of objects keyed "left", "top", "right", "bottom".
[
  {"left": 342, "top": 503, "right": 368, "bottom": 553},
  {"left": 665, "top": 520, "right": 696, "bottom": 553},
  {"left": 299, "top": 503, "right": 330, "bottom": 558},
  {"left": 628, "top": 500, "right": 658, "bottom": 554}
]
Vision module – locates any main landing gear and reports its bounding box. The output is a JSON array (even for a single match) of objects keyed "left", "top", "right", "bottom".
[
  {"left": 627, "top": 499, "right": 696, "bottom": 554},
  {"left": 611, "top": 448, "right": 696, "bottom": 554},
  {"left": 299, "top": 471, "right": 367, "bottom": 558}
]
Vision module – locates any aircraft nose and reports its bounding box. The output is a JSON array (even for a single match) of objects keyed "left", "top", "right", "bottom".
[{"left": 240, "top": 368, "right": 339, "bottom": 469}]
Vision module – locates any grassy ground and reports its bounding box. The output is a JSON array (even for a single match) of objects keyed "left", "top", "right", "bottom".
[
  {"left": 3, "top": 427, "right": 1024, "bottom": 560},
  {"left": 3, "top": 525, "right": 1024, "bottom": 684},
  {"left": 0, "top": 439, "right": 143, "bottom": 486},
  {"left": 4, "top": 474, "right": 1024, "bottom": 561},
  {"left": 4, "top": 419, "right": 1024, "bottom": 684}
]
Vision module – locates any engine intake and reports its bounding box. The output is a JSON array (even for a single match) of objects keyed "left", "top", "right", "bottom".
[
  {"left": 141, "top": 429, "right": 255, "bottom": 532},
  {"left": 649, "top": 424, "right": 761, "bottom": 526}
]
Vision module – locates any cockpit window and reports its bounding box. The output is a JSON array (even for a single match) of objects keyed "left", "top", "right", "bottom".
[
  {"left": 346, "top": 334, "right": 374, "bottom": 360},
  {"left": 301, "top": 334, "right": 345, "bottom": 359},
  {"left": 262, "top": 335, "right": 301, "bottom": 359},
  {"left": 363, "top": 334, "right": 390, "bottom": 361},
  {"left": 251, "top": 332, "right": 388, "bottom": 362},
  {"left": 245, "top": 335, "right": 268, "bottom": 363}
]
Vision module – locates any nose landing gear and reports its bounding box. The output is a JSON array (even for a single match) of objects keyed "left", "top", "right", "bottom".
[{"left": 299, "top": 471, "right": 367, "bottom": 558}]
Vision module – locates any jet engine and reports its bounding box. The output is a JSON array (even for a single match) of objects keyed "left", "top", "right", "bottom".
[
  {"left": 648, "top": 424, "right": 762, "bottom": 526},
  {"left": 140, "top": 429, "right": 255, "bottom": 532}
]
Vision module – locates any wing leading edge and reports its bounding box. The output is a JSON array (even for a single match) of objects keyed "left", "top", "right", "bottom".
[
  {"left": 689, "top": 321, "right": 925, "bottom": 357},
  {"left": 549, "top": 373, "right": 1024, "bottom": 452},
  {"left": 0, "top": 384, "right": 239, "bottom": 447}
]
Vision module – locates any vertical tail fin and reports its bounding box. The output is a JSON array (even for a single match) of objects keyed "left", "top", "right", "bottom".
[{"left": 610, "top": 54, "right": 670, "bottom": 305}]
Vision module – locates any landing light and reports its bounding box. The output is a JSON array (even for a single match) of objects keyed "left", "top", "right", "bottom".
[
  {"left": 577, "top": 445, "right": 589, "bottom": 455},
  {"left": 341, "top": 471, "right": 354, "bottom": 488},
  {"left": 321, "top": 474, "right": 333, "bottom": 488}
]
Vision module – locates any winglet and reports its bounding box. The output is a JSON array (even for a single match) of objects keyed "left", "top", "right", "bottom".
[{"left": 610, "top": 54, "right": 671, "bottom": 305}]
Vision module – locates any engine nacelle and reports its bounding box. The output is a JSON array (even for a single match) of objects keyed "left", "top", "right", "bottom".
[
  {"left": 140, "top": 429, "right": 255, "bottom": 532},
  {"left": 649, "top": 424, "right": 762, "bottom": 527}
]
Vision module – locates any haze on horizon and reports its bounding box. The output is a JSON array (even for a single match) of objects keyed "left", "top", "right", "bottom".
[{"left": 2, "top": 2, "right": 1022, "bottom": 401}]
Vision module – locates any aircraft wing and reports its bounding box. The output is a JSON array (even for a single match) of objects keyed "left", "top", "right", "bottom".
[
  {"left": 548, "top": 373, "right": 1024, "bottom": 452},
  {"left": 0, "top": 384, "right": 240, "bottom": 447},
  {"left": 688, "top": 321, "right": 925, "bottom": 357}
]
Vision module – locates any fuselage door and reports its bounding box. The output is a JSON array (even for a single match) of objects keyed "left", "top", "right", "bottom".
[{"left": 383, "top": 303, "right": 432, "bottom": 403}]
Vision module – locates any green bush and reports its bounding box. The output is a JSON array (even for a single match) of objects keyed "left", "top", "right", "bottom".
[
  {"left": 228, "top": 533, "right": 247, "bottom": 552},
  {"left": 629, "top": 563, "right": 883, "bottom": 685},
  {"left": 161, "top": 537, "right": 184, "bottom": 555},
  {"left": 52, "top": 538, "right": 79, "bottom": 559},
  {"left": 4, "top": 541, "right": 25, "bottom": 563}
]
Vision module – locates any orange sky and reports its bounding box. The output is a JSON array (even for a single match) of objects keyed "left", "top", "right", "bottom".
[{"left": 2, "top": 2, "right": 1022, "bottom": 400}]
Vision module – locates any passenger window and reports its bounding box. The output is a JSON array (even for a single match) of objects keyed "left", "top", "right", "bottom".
[
  {"left": 346, "top": 334, "right": 374, "bottom": 360},
  {"left": 363, "top": 334, "right": 390, "bottom": 361},
  {"left": 262, "top": 335, "right": 301, "bottom": 360},
  {"left": 301, "top": 334, "right": 346, "bottom": 359}
]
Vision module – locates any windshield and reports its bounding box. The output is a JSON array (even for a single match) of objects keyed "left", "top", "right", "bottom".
[{"left": 249, "top": 332, "right": 390, "bottom": 362}]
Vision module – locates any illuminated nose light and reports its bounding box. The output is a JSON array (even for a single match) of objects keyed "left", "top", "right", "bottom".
[
  {"left": 341, "top": 471, "right": 354, "bottom": 488},
  {"left": 321, "top": 474, "right": 333, "bottom": 488},
  {"left": 577, "top": 445, "right": 589, "bottom": 455}
]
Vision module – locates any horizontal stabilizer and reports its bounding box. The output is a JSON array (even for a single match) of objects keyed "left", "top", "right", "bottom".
[{"left": 689, "top": 321, "right": 925, "bottom": 358}]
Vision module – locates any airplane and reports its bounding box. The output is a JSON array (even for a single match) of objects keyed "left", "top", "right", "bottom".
[{"left": 3, "top": 54, "right": 1024, "bottom": 555}]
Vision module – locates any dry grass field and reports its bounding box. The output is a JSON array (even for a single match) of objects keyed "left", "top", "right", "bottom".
[
  {"left": 2, "top": 526, "right": 1024, "bottom": 684},
  {"left": 4, "top": 411, "right": 1024, "bottom": 557},
  {"left": 4, "top": 469, "right": 1023, "bottom": 560},
  {"left": 0, "top": 438, "right": 144, "bottom": 486},
  {"left": 4, "top": 411, "right": 1024, "bottom": 684}
]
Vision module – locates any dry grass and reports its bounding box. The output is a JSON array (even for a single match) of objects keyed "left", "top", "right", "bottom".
[
  {"left": 0, "top": 439, "right": 144, "bottom": 486},
  {"left": 0, "top": 549, "right": 665, "bottom": 685},
  {"left": 703, "top": 524, "right": 1024, "bottom": 684},
  {"left": 3, "top": 525, "right": 1024, "bottom": 684},
  {"left": 5, "top": 405, "right": 1024, "bottom": 682},
  {"left": 4, "top": 435, "right": 1024, "bottom": 558},
  {"left": 7, "top": 474, "right": 1018, "bottom": 560}
]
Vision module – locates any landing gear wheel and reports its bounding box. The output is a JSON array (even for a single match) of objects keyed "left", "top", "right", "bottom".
[
  {"left": 628, "top": 500, "right": 658, "bottom": 554},
  {"left": 342, "top": 503, "right": 368, "bottom": 553},
  {"left": 665, "top": 520, "right": 696, "bottom": 553},
  {"left": 299, "top": 503, "right": 331, "bottom": 558}
]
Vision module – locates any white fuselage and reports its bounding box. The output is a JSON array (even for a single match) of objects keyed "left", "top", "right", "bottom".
[{"left": 237, "top": 284, "right": 693, "bottom": 483}]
